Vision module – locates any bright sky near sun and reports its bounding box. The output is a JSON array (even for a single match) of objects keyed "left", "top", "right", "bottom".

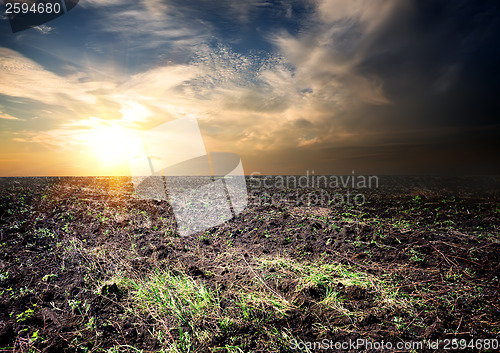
[{"left": 0, "top": 0, "right": 499, "bottom": 176}]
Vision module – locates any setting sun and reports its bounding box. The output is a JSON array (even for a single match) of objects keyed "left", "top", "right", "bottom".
[{"left": 87, "top": 122, "right": 141, "bottom": 168}]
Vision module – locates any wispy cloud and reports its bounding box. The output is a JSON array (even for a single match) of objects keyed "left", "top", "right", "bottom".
[
  {"left": 0, "top": 48, "right": 98, "bottom": 106},
  {"left": 33, "top": 25, "right": 54, "bottom": 34},
  {"left": 12, "top": 117, "right": 123, "bottom": 150},
  {"left": 317, "top": 0, "right": 410, "bottom": 31},
  {"left": 80, "top": 1, "right": 209, "bottom": 52},
  {"left": 0, "top": 111, "right": 21, "bottom": 120}
]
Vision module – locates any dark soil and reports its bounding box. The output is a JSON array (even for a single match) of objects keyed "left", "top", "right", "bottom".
[{"left": 0, "top": 176, "right": 499, "bottom": 352}]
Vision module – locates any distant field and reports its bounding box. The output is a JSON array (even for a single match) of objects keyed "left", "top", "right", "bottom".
[{"left": 0, "top": 176, "right": 499, "bottom": 352}]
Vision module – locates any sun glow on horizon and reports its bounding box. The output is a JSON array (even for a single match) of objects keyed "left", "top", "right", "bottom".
[{"left": 87, "top": 120, "right": 143, "bottom": 170}]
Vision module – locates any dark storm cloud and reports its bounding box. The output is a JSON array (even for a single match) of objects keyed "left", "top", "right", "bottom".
[
  {"left": 286, "top": 0, "right": 500, "bottom": 174},
  {"left": 354, "top": 0, "right": 500, "bottom": 128}
]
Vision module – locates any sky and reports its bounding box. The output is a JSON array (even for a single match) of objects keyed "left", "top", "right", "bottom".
[{"left": 0, "top": 0, "right": 499, "bottom": 176}]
